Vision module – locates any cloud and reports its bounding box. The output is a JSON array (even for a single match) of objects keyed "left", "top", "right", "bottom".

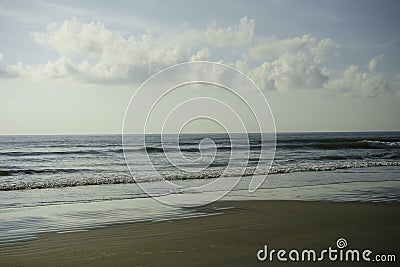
[
  {"left": 237, "top": 52, "right": 330, "bottom": 91},
  {"left": 33, "top": 17, "right": 253, "bottom": 62},
  {"left": 325, "top": 63, "right": 392, "bottom": 97},
  {"left": 1, "top": 22, "right": 180, "bottom": 82},
  {"left": 0, "top": 18, "right": 396, "bottom": 97},
  {"left": 1, "top": 57, "right": 76, "bottom": 80},
  {"left": 32, "top": 19, "right": 185, "bottom": 80},
  {"left": 235, "top": 34, "right": 337, "bottom": 92},
  {"left": 268, "top": 52, "right": 330, "bottom": 91},
  {"left": 246, "top": 35, "right": 317, "bottom": 61},
  {"left": 244, "top": 34, "right": 338, "bottom": 65},
  {"left": 237, "top": 52, "right": 394, "bottom": 97},
  {"left": 203, "top": 17, "right": 254, "bottom": 47},
  {"left": 1, "top": 18, "right": 254, "bottom": 83},
  {"left": 190, "top": 47, "right": 210, "bottom": 61},
  {"left": 33, "top": 20, "right": 118, "bottom": 57},
  {"left": 310, "top": 38, "right": 338, "bottom": 63},
  {"left": 367, "top": 54, "right": 383, "bottom": 72}
]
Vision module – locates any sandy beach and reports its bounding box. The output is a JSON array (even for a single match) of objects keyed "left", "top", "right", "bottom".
[{"left": 0, "top": 200, "right": 398, "bottom": 266}]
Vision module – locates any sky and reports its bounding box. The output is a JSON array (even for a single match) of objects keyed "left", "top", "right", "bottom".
[{"left": 0, "top": 0, "right": 399, "bottom": 134}]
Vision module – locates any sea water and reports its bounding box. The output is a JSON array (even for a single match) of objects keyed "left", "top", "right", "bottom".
[{"left": 0, "top": 132, "right": 399, "bottom": 243}]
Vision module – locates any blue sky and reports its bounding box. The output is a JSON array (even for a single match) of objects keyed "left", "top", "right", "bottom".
[{"left": 0, "top": 0, "right": 399, "bottom": 134}]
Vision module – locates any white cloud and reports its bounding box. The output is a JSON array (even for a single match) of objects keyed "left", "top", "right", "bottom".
[
  {"left": 237, "top": 52, "right": 330, "bottom": 91},
  {"left": 310, "top": 38, "right": 338, "bottom": 63},
  {"left": 32, "top": 57, "right": 77, "bottom": 79},
  {"left": 1, "top": 18, "right": 255, "bottom": 83},
  {"left": 242, "top": 35, "right": 338, "bottom": 91},
  {"left": 325, "top": 64, "right": 392, "bottom": 97},
  {"left": 33, "top": 20, "right": 118, "bottom": 57},
  {"left": 190, "top": 47, "right": 210, "bottom": 61},
  {"left": 367, "top": 58, "right": 377, "bottom": 72},
  {"left": 33, "top": 17, "right": 253, "bottom": 64},
  {"left": 0, "top": 65, "right": 19, "bottom": 78},
  {"left": 246, "top": 35, "right": 316, "bottom": 61},
  {"left": 268, "top": 52, "right": 330, "bottom": 91},
  {"left": 32, "top": 20, "right": 184, "bottom": 73},
  {"left": 1, "top": 57, "right": 76, "bottom": 80},
  {"left": 245, "top": 34, "right": 338, "bottom": 65},
  {"left": 367, "top": 54, "right": 383, "bottom": 72},
  {"left": 203, "top": 17, "right": 254, "bottom": 47},
  {"left": 0, "top": 18, "right": 395, "bottom": 97}
]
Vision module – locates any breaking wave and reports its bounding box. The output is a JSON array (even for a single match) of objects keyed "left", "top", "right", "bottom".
[{"left": 1, "top": 160, "right": 399, "bottom": 191}]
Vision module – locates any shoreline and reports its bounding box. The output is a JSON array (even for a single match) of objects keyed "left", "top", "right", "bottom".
[{"left": 0, "top": 200, "right": 399, "bottom": 266}]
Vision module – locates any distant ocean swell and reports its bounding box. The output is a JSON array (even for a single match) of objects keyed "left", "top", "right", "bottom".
[
  {"left": 0, "top": 149, "right": 123, "bottom": 157},
  {"left": 278, "top": 140, "right": 400, "bottom": 150},
  {"left": 0, "top": 139, "right": 398, "bottom": 158},
  {"left": 0, "top": 168, "right": 80, "bottom": 176},
  {"left": 315, "top": 153, "right": 400, "bottom": 160}
]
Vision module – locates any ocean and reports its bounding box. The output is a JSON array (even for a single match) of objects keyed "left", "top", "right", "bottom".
[{"left": 0, "top": 132, "right": 399, "bottom": 243}]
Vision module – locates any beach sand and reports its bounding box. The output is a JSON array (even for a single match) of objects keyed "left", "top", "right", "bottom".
[{"left": 0, "top": 200, "right": 399, "bottom": 266}]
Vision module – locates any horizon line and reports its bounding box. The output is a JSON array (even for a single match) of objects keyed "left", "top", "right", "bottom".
[{"left": 1, "top": 130, "right": 400, "bottom": 136}]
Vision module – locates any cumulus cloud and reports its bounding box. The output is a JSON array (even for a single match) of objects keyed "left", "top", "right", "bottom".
[
  {"left": 246, "top": 35, "right": 317, "bottom": 61},
  {"left": 1, "top": 57, "right": 76, "bottom": 79},
  {"left": 33, "top": 21, "right": 118, "bottom": 57},
  {"left": 310, "top": 38, "right": 338, "bottom": 63},
  {"left": 268, "top": 52, "right": 330, "bottom": 91},
  {"left": 190, "top": 47, "right": 210, "bottom": 61},
  {"left": 233, "top": 34, "right": 338, "bottom": 92},
  {"left": 237, "top": 52, "right": 330, "bottom": 91},
  {"left": 366, "top": 54, "right": 383, "bottom": 72},
  {"left": 245, "top": 35, "right": 337, "bottom": 63},
  {"left": 325, "top": 64, "right": 392, "bottom": 97},
  {"left": 0, "top": 17, "right": 395, "bottom": 97},
  {"left": 0, "top": 65, "right": 19, "bottom": 78},
  {"left": 203, "top": 17, "right": 254, "bottom": 47},
  {"left": 2, "top": 18, "right": 255, "bottom": 82},
  {"left": 31, "top": 19, "right": 187, "bottom": 81}
]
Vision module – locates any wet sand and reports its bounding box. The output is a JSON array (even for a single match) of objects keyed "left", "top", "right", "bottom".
[{"left": 0, "top": 200, "right": 399, "bottom": 266}]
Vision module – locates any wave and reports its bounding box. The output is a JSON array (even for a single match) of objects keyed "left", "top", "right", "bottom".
[
  {"left": 1, "top": 161, "right": 399, "bottom": 191},
  {"left": 279, "top": 140, "right": 400, "bottom": 150},
  {"left": 132, "top": 140, "right": 398, "bottom": 152},
  {"left": 387, "top": 154, "right": 400, "bottom": 159},
  {"left": 0, "top": 149, "right": 123, "bottom": 157},
  {"left": 145, "top": 146, "right": 164, "bottom": 153},
  {"left": 0, "top": 176, "right": 133, "bottom": 191},
  {"left": 0, "top": 168, "right": 82, "bottom": 176},
  {"left": 127, "top": 145, "right": 249, "bottom": 153},
  {"left": 0, "top": 145, "right": 227, "bottom": 158},
  {"left": 123, "top": 146, "right": 164, "bottom": 153},
  {"left": 285, "top": 137, "right": 396, "bottom": 142},
  {"left": 361, "top": 140, "right": 400, "bottom": 149},
  {"left": 268, "top": 161, "right": 400, "bottom": 174},
  {"left": 316, "top": 155, "right": 364, "bottom": 160},
  {"left": 3, "top": 139, "right": 397, "bottom": 159}
]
